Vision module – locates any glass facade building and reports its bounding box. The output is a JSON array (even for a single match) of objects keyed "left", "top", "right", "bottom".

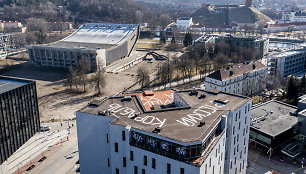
[{"left": 0, "top": 77, "right": 40, "bottom": 164}]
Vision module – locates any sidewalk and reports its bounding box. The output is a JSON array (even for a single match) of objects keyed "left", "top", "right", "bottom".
[{"left": 6, "top": 122, "right": 71, "bottom": 174}]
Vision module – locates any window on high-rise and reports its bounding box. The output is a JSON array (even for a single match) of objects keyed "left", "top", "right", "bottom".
[
  {"left": 122, "top": 131, "right": 126, "bottom": 141},
  {"left": 123, "top": 157, "right": 126, "bottom": 167},
  {"left": 134, "top": 166, "right": 138, "bottom": 174},
  {"left": 144, "top": 155, "right": 147, "bottom": 166},
  {"left": 115, "top": 143, "right": 118, "bottom": 152},
  {"left": 167, "top": 163, "right": 171, "bottom": 174},
  {"left": 180, "top": 168, "right": 185, "bottom": 174},
  {"left": 152, "top": 158, "right": 156, "bottom": 169},
  {"left": 130, "top": 151, "right": 134, "bottom": 161}
]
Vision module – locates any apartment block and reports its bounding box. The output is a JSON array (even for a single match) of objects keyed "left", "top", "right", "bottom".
[{"left": 205, "top": 61, "right": 267, "bottom": 96}]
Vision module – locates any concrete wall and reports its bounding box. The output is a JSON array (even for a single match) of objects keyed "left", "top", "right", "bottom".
[
  {"left": 105, "top": 42, "right": 128, "bottom": 66},
  {"left": 76, "top": 112, "right": 115, "bottom": 174}
]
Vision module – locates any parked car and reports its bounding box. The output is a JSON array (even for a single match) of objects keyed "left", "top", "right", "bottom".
[{"left": 40, "top": 126, "right": 51, "bottom": 132}]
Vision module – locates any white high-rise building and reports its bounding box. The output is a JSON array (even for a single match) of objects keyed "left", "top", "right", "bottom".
[
  {"left": 76, "top": 89, "right": 251, "bottom": 174},
  {"left": 205, "top": 61, "right": 267, "bottom": 96}
]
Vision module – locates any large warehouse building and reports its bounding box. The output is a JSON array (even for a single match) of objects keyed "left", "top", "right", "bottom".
[
  {"left": 26, "top": 23, "right": 140, "bottom": 70},
  {"left": 76, "top": 89, "right": 251, "bottom": 174}
]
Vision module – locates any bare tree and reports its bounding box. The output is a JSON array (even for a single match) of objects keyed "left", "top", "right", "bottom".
[
  {"left": 76, "top": 56, "right": 91, "bottom": 92},
  {"left": 65, "top": 66, "right": 76, "bottom": 90},
  {"left": 160, "top": 13, "right": 171, "bottom": 30},
  {"left": 215, "top": 54, "right": 228, "bottom": 69},
  {"left": 90, "top": 69, "right": 106, "bottom": 95},
  {"left": 136, "top": 67, "right": 150, "bottom": 89},
  {"left": 199, "top": 55, "right": 209, "bottom": 80},
  {"left": 26, "top": 18, "right": 49, "bottom": 44},
  {"left": 177, "top": 56, "right": 188, "bottom": 82},
  {"left": 156, "top": 64, "right": 168, "bottom": 87}
]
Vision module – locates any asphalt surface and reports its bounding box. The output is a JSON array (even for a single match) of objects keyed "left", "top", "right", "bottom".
[{"left": 26, "top": 122, "right": 79, "bottom": 174}]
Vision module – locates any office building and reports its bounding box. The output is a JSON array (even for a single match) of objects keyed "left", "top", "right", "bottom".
[
  {"left": 215, "top": 35, "right": 269, "bottom": 59},
  {"left": 0, "top": 77, "right": 40, "bottom": 173},
  {"left": 76, "top": 89, "right": 251, "bottom": 174},
  {"left": 268, "top": 48, "right": 306, "bottom": 76},
  {"left": 250, "top": 100, "right": 299, "bottom": 150}
]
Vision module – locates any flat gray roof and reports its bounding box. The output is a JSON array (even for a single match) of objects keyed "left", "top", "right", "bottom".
[
  {"left": 271, "top": 49, "right": 306, "bottom": 59},
  {"left": 79, "top": 89, "right": 250, "bottom": 143},
  {"left": 251, "top": 100, "right": 298, "bottom": 137},
  {"left": 28, "top": 23, "right": 139, "bottom": 51},
  {"left": 0, "top": 77, "right": 29, "bottom": 94}
]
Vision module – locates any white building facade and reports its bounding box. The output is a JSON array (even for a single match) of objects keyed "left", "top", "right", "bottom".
[
  {"left": 176, "top": 17, "right": 193, "bottom": 29},
  {"left": 268, "top": 48, "right": 306, "bottom": 76},
  {"left": 76, "top": 90, "right": 251, "bottom": 174},
  {"left": 280, "top": 12, "right": 306, "bottom": 23},
  {"left": 205, "top": 61, "right": 267, "bottom": 96}
]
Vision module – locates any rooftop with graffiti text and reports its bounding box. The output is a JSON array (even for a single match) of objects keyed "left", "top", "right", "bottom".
[{"left": 79, "top": 89, "right": 250, "bottom": 143}]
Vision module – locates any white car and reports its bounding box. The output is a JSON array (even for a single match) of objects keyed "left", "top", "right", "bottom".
[{"left": 40, "top": 126, "right": 51, "bottom": 132}]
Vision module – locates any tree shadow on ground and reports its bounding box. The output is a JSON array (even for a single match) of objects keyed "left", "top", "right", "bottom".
[{"left": 51, "top": 93, "right": 100, "bottom": 109}]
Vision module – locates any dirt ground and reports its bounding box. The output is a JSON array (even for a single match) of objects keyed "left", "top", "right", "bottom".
[
  {"left": 0, "top": 50, "right": 182, "bottom": 122},
  {"left": 0, "top": 62, "right": 137, "bottom": 122}
]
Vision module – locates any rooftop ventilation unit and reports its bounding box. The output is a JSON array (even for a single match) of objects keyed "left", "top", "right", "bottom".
[
  {"left": 214, "top": 99, "right": 229, "bottom": 105},
  {"left": 199, "top": 94, "right": 206, "bottom": 99},
  {"left": 189, "top": 90, "right": 198, "bottom": 96},
  {"left": 143, "top": 91, "right": 154, "bottom": 96},
  {"left": 121, "top": 96, "right": 132, "bottom": 102},
  {"left": 98, "top": 110, "right": 106, "bottom": 116},
  {"left": 152, "top": 127, "right": 162, "bottom": 133},
  {"left": 98, "top": 110, "right": 112, "bottom": 116},
  {"left": 131, "top": 113, "right": 139, "bottom": 119},
  {"left": 88, "top": 100, "right": 100, "bottom": 107},
  {"left": 197, "top": 121, "right": 206, "bottom": 127}
]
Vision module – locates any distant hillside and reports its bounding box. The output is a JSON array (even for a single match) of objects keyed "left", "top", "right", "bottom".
[
  {"left": 191, "top": 5, "right": 272, "bottom": 26},
  {"left": 135, "top": 0, "right": 299, "bottom": 8}
]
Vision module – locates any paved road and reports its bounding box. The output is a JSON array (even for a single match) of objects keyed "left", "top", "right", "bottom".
[
  {"left": 27, "top": 122, "right": 79, "bottom": 174},
  {"left": 246, "top": 161, "right": 275, "bottom": 174}
]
